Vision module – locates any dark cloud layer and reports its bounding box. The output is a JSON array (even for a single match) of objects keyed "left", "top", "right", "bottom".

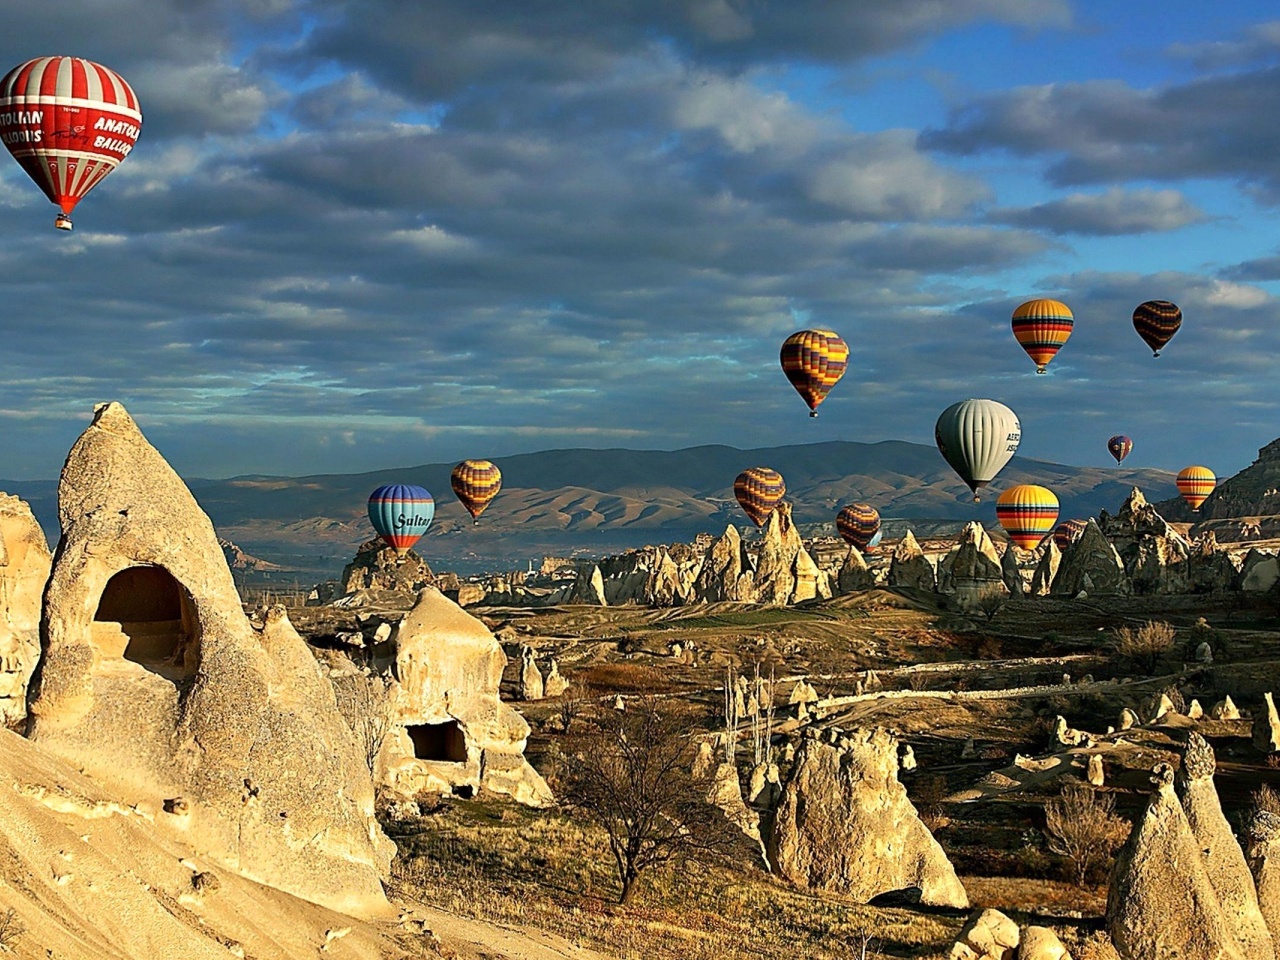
[{"left": 0, "top": 2, "right": 1272, "bottom": 485}]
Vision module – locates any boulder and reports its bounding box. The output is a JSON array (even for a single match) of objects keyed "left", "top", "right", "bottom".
[
  {"left": 26, "top": 403, "right": 391, "bottom": 915},
  {"left": 768, "top": 728, "right": 968, "bottom": 907},
  {"left": 1018, "top": 926, "right": 1072, "bottom": 960},
  {"left": 888, "top": 531, "right": 936, "bottom": 592},
  {"left": 1087, "top": 754, "right": 1105, "bottom": 787},
  {"left": 1254, "top": 693, "right": 1280, "bottom": 754},
  {"left": 1030, "top": 540, "right": 1061, "bottom": 596},
  {"left": 1052, "top": 520, "right": 1129, "bottom": 596},
  {"left": 1189, "top": 699, "right": 1205, "bottom": 720},
  {"left": 1119, "top": 708, "right": 1140, "bottom": 730},
  {"left": 377, "top": 587, "right": 552, "bottom": 808},
  {"left": 1107, "top": 763, "right": 1245, "bottom": 960},
  {"left": 1188, "top": 533, "right": 1241, "bottom": 593},
  {"left": 948, "top": 908, "right": 1019, "bottom": 960},
  {"left": 1246, "top": 811, "right": 1280, "bottom": 947},
  {"left": 1177, "top": 733, "right": 1276, "bottom": 960},
  {"left": 0, "top": 495, "right": 50, "bottom": 726}
]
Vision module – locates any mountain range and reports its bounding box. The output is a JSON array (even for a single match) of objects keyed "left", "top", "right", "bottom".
[{"left": 1, "top": 439, "right": 1179, "bottom": 579}]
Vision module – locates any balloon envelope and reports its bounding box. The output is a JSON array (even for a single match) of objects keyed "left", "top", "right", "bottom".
[
  {"left": 1053, "top": 518, "right": 1088, "bottom": 551},
  {"left": 996, "top": 484, "right": 1060, "bottom": 551},
  {"left": 1176, "top": 466, "right": 1215, "bottom": 511},
  {"left": 734, "top": 467, "right": 785, "bottom": 527},
  {"left": 368, "top": 484, "right": 434, "bottom": 554},
  {"left": 1011, "top": 298, "right": 1073, "bottom": 374},
  {"left": 0, "top": 57, "right": 141, "bottom": 228},
  {"left": 779, "top": 329, "right": 849, "bottom": 417},
  {"left": 451, "top": 459, "right": 502, "bottom": 522},
  {"left": 1133, "top": 301, "right": 1182, "bottom": 357},
  {"left": 1107, "top": 435, "right": 1133, "bottom": 464},
  {"left": 836, "top": 503, "right": 881, "bottom": 552},
  {"left": 935, "top": 399, "right": 1021, "bottom": 501}
]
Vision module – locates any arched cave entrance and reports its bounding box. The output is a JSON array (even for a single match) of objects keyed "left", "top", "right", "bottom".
[
  {"left": 92, "top": 565, "right": 199, "bottom": 680},
  {"left": 405, "top": 721, "right": 467, "bottom": 763}
]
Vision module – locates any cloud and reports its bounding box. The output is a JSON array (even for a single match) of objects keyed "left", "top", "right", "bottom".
[{"left": 989, "top": 188, "right": 1209, "bottom": 235}]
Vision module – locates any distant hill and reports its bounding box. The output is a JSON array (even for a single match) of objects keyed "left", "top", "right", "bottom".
[
  {"left": 1158, "top": 437, "right": 1280, "bottom": 527},
  {"left": 2, "top": 440, "right": 1180, "bottom": 578}
]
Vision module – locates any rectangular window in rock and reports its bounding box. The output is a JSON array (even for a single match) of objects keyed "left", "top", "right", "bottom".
[{"left": 405, "top": 721, "right": 467, "bottom": 763}]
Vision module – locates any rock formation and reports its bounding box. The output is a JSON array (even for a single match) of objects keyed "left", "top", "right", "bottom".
[
  {"left": 768, "top": 728, "right": 968, "bottom": 907},
  {"left": 753, "top": 503, "right": 829, "bottom": 605},
  {"left": 544, "top": 659, "right": 569, "bottom": 697},
  {"left": 1019, "top": 927, "right": 1072, "bottom": 960},
  {"left": 1001, "top": 543, "right": 1026, "bottom": 597},
  {"left": 1238, "top": 550, "right": 1280, "bottom": 592},
  {"left": 0, "top": 495, "right": 50, "bottom": 726},
  {"left": 377, "top": 586, "right": 552, "bottom": 808},
  {"left": 27, "top": 403, "right": 391, "bottom": 915},
  {"left": 1052, "top": 520, "right": 1129, "bottom": 596},
  {"left": 1107, "top": 763, "right": 1244, "bottom": 960},
  {"left": 341, "top": 537, "right": 433, "bottom": 597},
  {"left": 1246, "top": 811, "right": 1280, "bottom": 947},
  {"left": 937, "top": 522, "right": 1005, "bottom": 609},
  {"left": 836, "top": 545, "right": 874, "bottom": 593},
  {"left": 693, "top": 525, "right": 755, "bottom": 602},
  {"left": 1177, "top": 734, "right": 1276, "bottom": 960},
  {"left": 1188, "top": 533, "right": 1241, "bottom": 593},
  {"left": 947, "top": 907, "right": 1019, "bottom": 959},
  {"left": 888, "top": 530, "right": 936, "bottom": 592},
  {"left": 1030, "top": 540, "right": 1061, "bottom": 596},
  {"left": 518, "top": 645, "right": 545, "bottom": 700},
  {"left": 1101, "top": 488, "right": 1190, "bottom": 594},
  {"left": 567, "top": 562, "right": 607, "bottom": 605},
  {"left": 1213, "top": 696, "right": 1242, "bottom": 721},
  {"left": 1255, "top": 693, "right": 1280, "bottom": 754}
]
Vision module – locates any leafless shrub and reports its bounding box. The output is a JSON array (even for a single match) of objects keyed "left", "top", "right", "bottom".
[
  {"left": 975, "top": 585, "right": 1006, "bottom": 622},
  {"left": 560, "top": 698, "right": 737, "bottom": 904},
  {"left": 332, "top": 672, "right": 391, "bottom": 773},
  {"left": 0, "top": 908, "right": 24, "bottom": 953},
  {"left": 1114, "top": 620, "right": 1176, "bottom": 674},
  {"left": 557, "top": 690, "right": 584, "bottom": 734},
  {"left": 1044, "top": 781, "right": 1129, "bottom": 886},
  {"left": 1252, "top": 784, "right": 1280, "bottom": 820},
  {"left": 911, "top": 773, "right": 950, "bottom": 832}
]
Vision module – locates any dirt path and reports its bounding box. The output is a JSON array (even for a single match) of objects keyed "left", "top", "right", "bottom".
[{"left": 414, "top": 906, "right": 617, "bottom": 960}]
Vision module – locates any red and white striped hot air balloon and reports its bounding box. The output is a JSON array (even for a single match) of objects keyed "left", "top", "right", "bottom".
[{"left": 0, "top": 56, "right": 142, "bottom": 230}]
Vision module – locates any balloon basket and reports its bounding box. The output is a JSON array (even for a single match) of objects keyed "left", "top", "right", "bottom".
[
  {"left": 54, "top": 214, "right": 73, "bottom": 231},
  {"left": 1035, "top": 367, "right": 1047, "bottom": 375},
  {"left": 809, "top": 410, "right": 818, "bottom": 418},
  {"left": 1153, "top": 351, "right": 1161, "bottom": 357}
]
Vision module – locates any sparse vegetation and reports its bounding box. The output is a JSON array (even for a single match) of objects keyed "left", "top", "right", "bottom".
[
  {"left": 560, "top": 699, "right": 737, "bottom": 903},
  {"left": 0, "top": 907, "right": 24, "bottom": 953},
  {"left": 975, "top": 585, "right": 1006, "bottom": 622},
  {"left": 1251, "top": 783, "right": 1280, "bottom": 820},
  {"left": 332, "top": 672, "right": 391, "bottom": 773},
  {"left": 1114, "top": 620, "right": 1176, "bottom": 674},
  {"left": 1043, "top": 782, "right": 1129, "bottom": 886}
]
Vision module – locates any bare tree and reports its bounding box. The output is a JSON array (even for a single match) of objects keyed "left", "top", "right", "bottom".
[
  {"left": 561, "top": 699, "right": 737, "bottom": 904},
  {"left": 750, "top": 663, "right": 776, "bottom": 768},
  {"left": 333, "top": 672, "right": 392, "bottom": 774},
  {"left": 1115, "top": 620, "right": 1176, "bottom": 675},
  {"left": 975, "top": 584, "right": 1006, "bottom": 622},
  {"left": 1044, "top": 781, "right": 1129, "bottom": 886}
]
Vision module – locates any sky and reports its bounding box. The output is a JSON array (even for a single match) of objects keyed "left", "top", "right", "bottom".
[{"left": 1, "top": 2, "right": 1279, "bottom": 481}]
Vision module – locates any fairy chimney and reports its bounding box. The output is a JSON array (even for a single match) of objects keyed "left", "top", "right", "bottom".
[
  {"left": 26, "top": 403, "right": 391, "bottom": 915},
  {"left": 0, "top": 495, "right": 51, "bottom": 725}
]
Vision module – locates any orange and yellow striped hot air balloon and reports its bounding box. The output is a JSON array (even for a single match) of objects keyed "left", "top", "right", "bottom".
[
  {"left": 734, "top": 467, "right": 785, "bottom": 527},
  {"left": 995, "top": 484, "right": 1060, "bottom": 550},
  {"left": 779, "top": 329, "right": 849, "bottom": 417},
  {"left": 1176, "top": 465, "right": 1215, "bottom": 511},
  {"left": 1052, "top": 518, "right": 1088, "bottom": 551},
  {"left": 1011, "top": 299, "right": 1073, "bottom": 374},
  {"left": 451, "top": 459, "right": 502, "bottom": 523},
  {"left": 836, "top": 503, "right": 881, "bottom": 552}
]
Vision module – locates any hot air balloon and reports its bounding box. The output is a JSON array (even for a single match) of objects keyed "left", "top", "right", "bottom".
[
  {"left": 451, "top": 460, "right": 502, "bottom": 523},
  {"left": 368, "top": 484, "right": 434, "bottom": 555},
  {"left": 1176, "top": 466, "right": 1215, "bottom": 511},
  {"left": 779, "top": 329, "right": 849, "bottom": 417},
  {"left": 1133, "top": 301, "right": 1182, "bottom": 357},
  {"left": 867, "top": 529, "right": 884, "bottom": 552},
  {"left": 935, "top": 399, "right": 1021, "bottom": 502},
  {"left": 1011, "top": 298, "right": 1073, "bottom": 374},
  {"left": 0, "top": 57, "right": 141, "bottom": 230},
  {"left": 734, "top": 467, "right": 785, "bottom": 526},
  {"left": 1107, "top": 435, "right": 1133, "bottom": 464},
  {"left": 1053, "top": 518, "right": 1088, "bottom": 551},
  {"left": 836, "top": 503, "right": 881, "bottom": 552},
  {"left": 996, "top": 484, "right": 1060, "bottom": 551}
]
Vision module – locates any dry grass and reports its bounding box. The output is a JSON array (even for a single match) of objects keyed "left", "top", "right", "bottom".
[
  {"left": 1114, "top": 620, "right": 1176, "bottom": 674},
  {"left": 388, "top": 800, "right": 961, "bottom": 960}
]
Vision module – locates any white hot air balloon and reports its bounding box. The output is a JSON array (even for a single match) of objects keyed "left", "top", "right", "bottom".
[{"left": 935, "top": 399, "right": 1021, "bottom": 502}]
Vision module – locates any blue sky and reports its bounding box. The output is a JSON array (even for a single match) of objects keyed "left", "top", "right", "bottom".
[{"left": 1, "top": 1, "right": 1278, "bottom": 482}]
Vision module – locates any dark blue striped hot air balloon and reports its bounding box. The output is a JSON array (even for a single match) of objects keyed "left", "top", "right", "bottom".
[{"left": 368, "top": 484, "right": 434, "bottom": 555}]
